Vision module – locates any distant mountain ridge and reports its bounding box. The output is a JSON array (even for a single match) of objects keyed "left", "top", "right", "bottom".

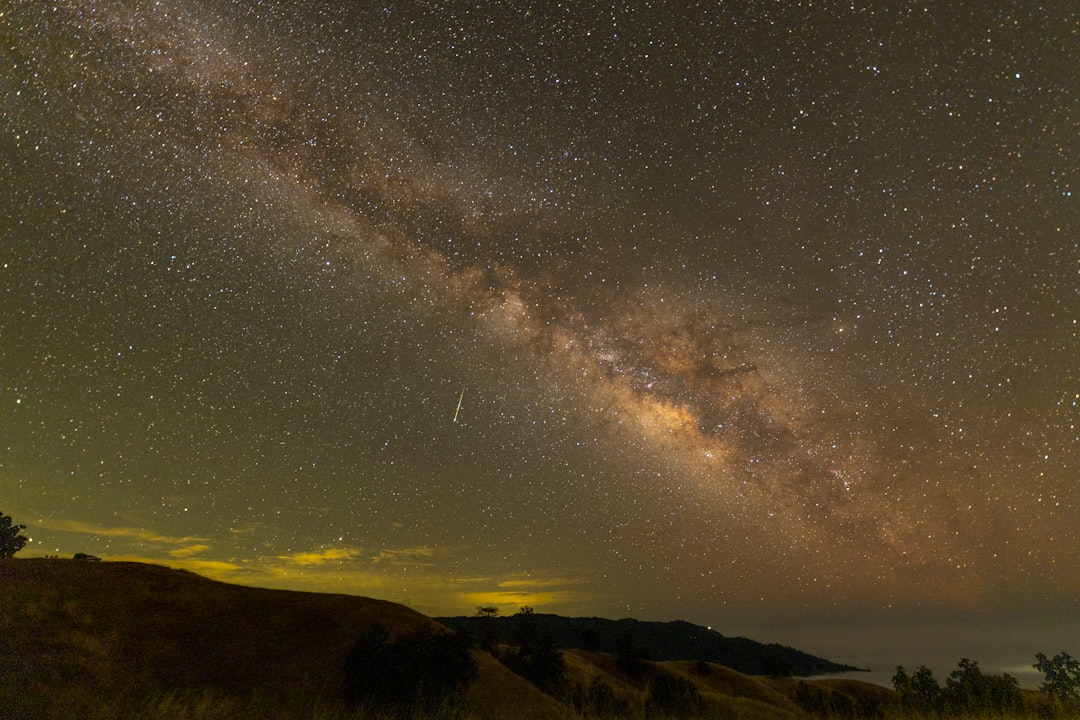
[{"left": 436, "top": 613, "right": 866, "bottom": 677}]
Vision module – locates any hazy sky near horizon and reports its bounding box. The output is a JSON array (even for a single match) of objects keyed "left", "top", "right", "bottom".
[{"left": 2, "top": 0, "right": 1077, "bottom": 675}]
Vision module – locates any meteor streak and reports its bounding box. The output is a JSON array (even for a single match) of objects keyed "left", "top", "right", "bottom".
[{"left": 453, "top": 388, "right": 465, "bottom": 423}]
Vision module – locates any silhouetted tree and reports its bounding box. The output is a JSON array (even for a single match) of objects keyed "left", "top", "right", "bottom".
[
  {"left": 475, "top": 605, "right": 499, "bottom": 618},
  {"left": 0, "top": 512, "right": 28, "bottom": 558},
  {"left": 892, "top": 666, "right": 912, "bottom": 696},
  {"left": 893, "top": 664, "right": 941, "bottom": 712},
  {"left": 475, "top": 605, "right": 500, "bottom": 650},
  {"left": 513, "top": 605, "right": 538, "bottom": 649},
  {"left": 1035, "top": 652, "right": 1080, "bottom": 701},
  {"left": 568, "top": 676, "right": 629, "bottom": 718},
  {"left": 505, "top": 606, "right": 565, "bottom": 692},
  {"left": 616, "top": 630, "right": 649, "bottom": 679},
  {"left": 342, "top": 622, "right": 477, "bottom": 713},
  {"left": 944, "top": 658, "right": 1021, "bottom": 716},
  {"left": 911, "top": 664, "right": 941, "bottom": 706},
  {"left": 580, "top": 627, "right": 601, "bottom": 652}
]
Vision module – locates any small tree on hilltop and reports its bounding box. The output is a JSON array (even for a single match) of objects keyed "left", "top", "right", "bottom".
[
  {"left": 475, "top": 605, "right": 500, "bottom": 650},
  {"left": 475, "top": 605, "right": 499, "bottom": 618},
  {"left": 0, "top": 512, "right": 28, "bottom": 558},
  {"left": 512, "top": 605, "right": 538, "bottom": 650}
]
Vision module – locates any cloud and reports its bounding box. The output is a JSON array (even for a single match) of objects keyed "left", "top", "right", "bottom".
[
  {"left": 497, "top": 577, "right": 579, "bottom": 589},
  {"left": 178, "top": 559, "right": 247, "bottom": 575},
  {"left": 459, "top": 585, "right": 599, "bottom": 614},
  {"left": 276, "top": 547, "right": 365, "bottom": 566},
  {"left": 26, "top": 518, "right": 597, "bottom": 617},
  {"left": 227, "top": 521, "right": 266, "bottom": 536},
  {"left": 25, "top": 536, "right": 600, "bottom": 618},
  {"left": 227, "top": 548, "right": 599, "bottom": 617},
  {"left": 105, "top": 554, "right": 246, "bottom": 581},
  {"left": 371, "top": 547, "right": 436, "bottom": 564},
  {"left": 445, "top": 574, "right": 598, "bottom": 613},
  {"left": 270, "top": 545, "right": 437, "bottom": 569},
  {"left": 34, "top": 518, "right": 208, "bottom": 546},
  {"left": 168, "top": 544, "right": 211, "bottom": 558}
]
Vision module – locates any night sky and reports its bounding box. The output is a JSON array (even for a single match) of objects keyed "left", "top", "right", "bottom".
[{"left": 2, "top": 1, "right": 1077, "bottom": 683}]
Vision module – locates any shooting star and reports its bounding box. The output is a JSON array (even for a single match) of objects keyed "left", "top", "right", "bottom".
[{"left": 453, "top": 388, "right": 465, "bottom": 423}]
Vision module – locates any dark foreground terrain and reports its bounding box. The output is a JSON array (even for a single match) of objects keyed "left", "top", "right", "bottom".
[{"left": 0, "top": 559, "right": 1056, "bottom": 719}]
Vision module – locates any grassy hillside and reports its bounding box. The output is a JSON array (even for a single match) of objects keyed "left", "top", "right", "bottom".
[
  {"left": 1, "top": 559, "right": 1056, "bottom": 719},
  {"left": 0, "top": 558, "right": 570, "bottom": 720}
]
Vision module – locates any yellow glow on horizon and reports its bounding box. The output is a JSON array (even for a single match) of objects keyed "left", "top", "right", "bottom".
[{"left": 277, "top": 547, "right": 365, "bottom": 565}]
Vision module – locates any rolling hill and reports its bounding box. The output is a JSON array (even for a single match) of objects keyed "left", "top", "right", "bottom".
[
  {"left": 0, "top": 558, "right": 570, "bottom": 720},
  {"left": 436, "top": 613, "right": 865, "bottom": 676},
  {"left": 1, "top": 558, "right": 898, "bottom": 719}
]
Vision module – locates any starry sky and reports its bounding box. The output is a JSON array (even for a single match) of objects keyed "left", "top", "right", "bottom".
[{"left": 2, "top": 0, "right": 1077, "bottom": 682}]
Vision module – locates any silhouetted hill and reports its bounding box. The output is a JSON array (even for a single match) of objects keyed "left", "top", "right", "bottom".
[
  {"left": 0, "top": 558, "right": 571, "bottom": 720},
  {"left": 4, "top": 559, "right": 1054, "bottom": 720},
  {"left": 436, "top": 613, "right": 865, "bottom": 676}
]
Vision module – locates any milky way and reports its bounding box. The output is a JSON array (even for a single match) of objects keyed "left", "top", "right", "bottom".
[{"left": 2, "top": 0, "right": 1078, "bottom": 669}]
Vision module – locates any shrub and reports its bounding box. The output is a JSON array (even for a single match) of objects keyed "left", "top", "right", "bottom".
[
  {"left": 567, "top": 676, "right": 630, "bottom": 718},
  {"left": 504, "top": 641, "right": 565, "bottom": 693},
  {"left": 502, "top": 608, "right": 565, "bottom": 693},
  {"left": 342, "top": 622, "right": 477, "bottom": 714},
  {"left": 646, "top": 673, "right": 702, "bottom": 718}
]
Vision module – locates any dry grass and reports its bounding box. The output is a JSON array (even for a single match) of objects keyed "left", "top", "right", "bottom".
[
  {"left": 3, "top": 558, "right": 1067, "bottom": 720},
  {"left": 0, "top": 559, "right": 552, "bottom": 719},
  {"left": 464, "top": 652, "right": 575, "bottom": 720}
]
